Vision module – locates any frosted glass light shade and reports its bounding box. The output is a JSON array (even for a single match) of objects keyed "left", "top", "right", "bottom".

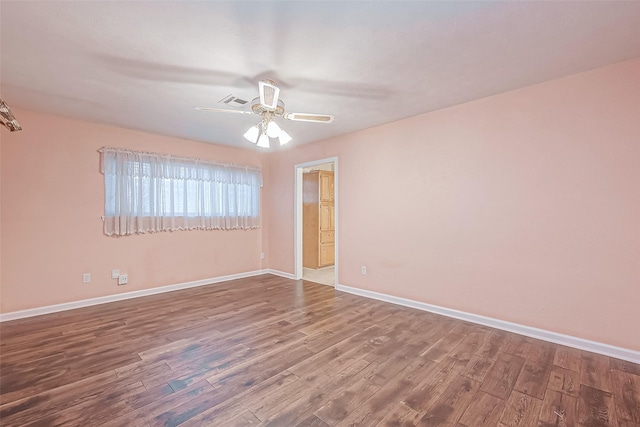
[
  {"left": 278, "top": 129, "right": 292, "bottom": 145},
  {"left": 266, "top": 120, "right": 281, "bottom": 138},
  {"left": 243, "top": 119, "right": 291, "bottom": 148},
  {"left": 257, "top": 133, "right": 270, "bottom": 148},
  {"left": 243, "top": 125, "right": 260, "bottom": 143}
]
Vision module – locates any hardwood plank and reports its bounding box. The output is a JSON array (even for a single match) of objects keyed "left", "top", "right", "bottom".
[
  {"left": 422, "top": 333, "right": 465, "bottom": 362},
  {"left": 363, "top": 325, "right": 434, "bottom": 364},
  {"left": 457, "top": 391, "right": 506, "bottom": 427},
  {"left": 539, "top": 390, "right": 577, "bottom": 427},
  {"left": 312, "top": 340, "right": 427, "bottom": 425},
  {"left": 191, "top": 348, "right": 374, "bottom": 426},
  {"left": 460, "top": 354, "right": 495, "bottom": 382},
  {"left": 115, "top": 360, "right": 172, "bottom": 381},
  {"left": 178, "top": 371, "right": 301, "bottom": 427},
  {"left": 224, "top": 410, "right": 262, "bottom": 426},
  {"left": 416, "top": 375, "right": 479, "bottom": 426},
  {"left": 375, "top": 403, "right": 422, "bottom": 426},
  {"left": 553, "top": 345, "right": 582, "bottom": 372},
  {"left": 499, "top": 390, "right": 543, "bottom": 427},
  {"left": 245, "top": 345, "right": 376, "bottom": 423},
  {"left": 333, "top": 356, "right": 437, "bottom": 426},
  {"left": 150, "top": 382, "right": 232, "bottom": 426},
  {"left": 259, "top": 359, "right": 372, "bottom": 427},
  {"left": 246, "top": 368, "right": 333, "bottom": 422},
  {"left": 0, "top": 352, "right": 66, "bottom": 377},
  {"left": 476, "top": 330, "right": 510, "bottom": 360},
  {"left": 450, "top": 330, "right": 492, "bottom": 364},
  {"left": 581, "top": 351, "right": 613, "bottom": 393},
  {"left": 611, "top": 369, "right": 640, "bottom": 424},
  {"left": 0, "top": 366, "right": 71, "bottom": 399},
  {"left": 205, "top": 344, "right": 314, "bottom": 394},
  {"left": 140, "top": 342, "right": 253, "bottom": 391},
  {"left": 239, "top": 369, "right": 301, "bottom": 413},
  {"left": 287, "top": 324, "right": 385, "bottom": 378},
  {"left": 296, "top": 414, "right": 331, "bottom": 427},
  {"left": 611, "top": 359, "right": 640, "bottom": 377},
  {"left": 502, "top": 333, "right": 533, "bottom": 358},
  {"left": 402, "top": 357, "right": 465, "bottom": 413},
  {"left": 480, "top": 353, "right": 525, "bottom": 400},
  {"left": 21, "top": 380, "right": 151, "bottom": 427},
  {"left": 0, "top": 369, "right": 166, "bottom": 426},
  {"left": 547, "top": 365, "right": 580, "bottom": 397},
  {"left": 577, "top": 384, "right": 618, "bottom": 427},
  {"left": 513, "top": 341, "right": 555, "bottom": 399},
  {"left": 313, "top": 370, "right": 380, "bottom": 425},
  {"left": 297, "top": 300, "right": 382, "bottom": 335}
]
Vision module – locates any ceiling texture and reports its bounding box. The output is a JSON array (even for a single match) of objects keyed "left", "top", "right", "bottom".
[{"left": 2, "top": 1, "right": 640, "bottom": 150}]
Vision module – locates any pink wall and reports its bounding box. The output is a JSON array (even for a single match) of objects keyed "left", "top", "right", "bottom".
[
  {"left": 1, "top": 110, "right": 267, "bottom": 312},
  {"left": 266, "top": 58, "right": 640, "bottom": 351}
]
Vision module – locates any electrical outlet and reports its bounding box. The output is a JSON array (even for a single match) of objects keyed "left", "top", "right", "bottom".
[
  {"left": 111, "top": 269, "right": 120, "bottom": 279},
  {"left": 83, "top": 273, "right": 91, "bottom": 283},
  {"left": 118, "top": 274, "right": 128, "bottom": 285},
  {"left": 260, "top": 252, "right": 265, "bottom": 259},
  {"left": 361, "top": 266, "right": 367, "bottom": 275}
]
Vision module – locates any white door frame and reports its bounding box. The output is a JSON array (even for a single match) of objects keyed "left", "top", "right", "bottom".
[{"left": 294, "top": 157, "right": 338, "bottom": 287}]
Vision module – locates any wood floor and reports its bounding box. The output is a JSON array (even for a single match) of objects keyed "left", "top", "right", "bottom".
[{"left": 1, "top": 275, "right": 638, "bottom": 427}]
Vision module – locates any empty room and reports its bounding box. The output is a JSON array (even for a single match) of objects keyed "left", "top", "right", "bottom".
[{"left": 1, "top": 1, "right": 639, "bottom": 426}]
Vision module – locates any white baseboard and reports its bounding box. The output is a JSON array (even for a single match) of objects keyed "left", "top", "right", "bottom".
[
  {"left": 267, "top": 269, "right": 296, "bottom": 280},
  {"left": 336, "top": 283, "right": 640, "bottom": 365},
  {"left": 0, "top": 269, "right": 270, "bottom": 322}
]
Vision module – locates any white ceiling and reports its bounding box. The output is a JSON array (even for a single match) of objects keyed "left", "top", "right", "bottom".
[{"left": 2, "top": 1, "right": 640, "bottom": 150}]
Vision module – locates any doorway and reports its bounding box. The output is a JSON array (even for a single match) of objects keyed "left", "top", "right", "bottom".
[{"left": 294, "top": 157, "right": 338, "bottom": 287}]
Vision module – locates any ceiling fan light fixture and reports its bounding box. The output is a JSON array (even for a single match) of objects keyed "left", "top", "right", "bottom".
[
  {"left": 196, "top": 79, "right": 333, "bottom": 149},
  {"left": 257, "top": 133, "right": 270, "bottom": 148},
  {"left": 266, "top": 120, "right": 281, "bottom": 138},
  {"left": 278, "top": 129, "right": 292, "bottom": 146},
  {"left": 243, "top": 124, "right": 260, "bottom": 144}
]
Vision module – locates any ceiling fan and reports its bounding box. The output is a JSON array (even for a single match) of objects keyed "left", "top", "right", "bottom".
[{"left": 195, "top": 79, "right": 334, "bottom": 148}]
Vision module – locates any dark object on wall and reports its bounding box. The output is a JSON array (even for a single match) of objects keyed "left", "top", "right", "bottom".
[{"left": 0, "top": 99, "right": 22, "bottom": 132}]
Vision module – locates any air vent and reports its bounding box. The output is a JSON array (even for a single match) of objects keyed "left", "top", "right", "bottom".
[{"left": 218, "top": 95, "right": 249, "bottom": 109}]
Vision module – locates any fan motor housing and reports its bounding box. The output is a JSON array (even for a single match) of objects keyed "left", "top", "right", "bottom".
[{"left": 251, "top": 97, "right": 285, "bottom": 116}]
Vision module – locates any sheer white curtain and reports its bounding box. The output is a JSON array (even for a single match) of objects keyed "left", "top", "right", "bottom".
[{"left": 100, "top": 147, "right": 262, "bottom": 236}]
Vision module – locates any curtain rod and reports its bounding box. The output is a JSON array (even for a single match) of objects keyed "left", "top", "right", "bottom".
[{"left": 98, "top": 147, "right": 262, "bottom": 172}]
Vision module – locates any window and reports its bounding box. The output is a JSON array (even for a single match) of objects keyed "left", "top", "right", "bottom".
[{"left": 101, "top": 147, "right": 262, "bottom": 236}]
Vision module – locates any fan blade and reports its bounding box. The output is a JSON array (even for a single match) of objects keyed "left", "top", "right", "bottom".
[
  {"left": 283, "top": 112, "right": 334, "bottom": 123},
  {"left": 194, "top": 107, "right": 255, "bottom": 115},
  {"left": 258, "top": 80, "right": 280, "bottom": 109}
]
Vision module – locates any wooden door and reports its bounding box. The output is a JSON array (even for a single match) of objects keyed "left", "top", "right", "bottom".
[
  {"left": 320, "top": 203, "right": 334, "bottom": 231},
  {"left": 319, "top": 172, "right": 334, "bottom": 202},
  {"left": 319, "top": 243, "right": 335, "bottom": 266}
]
